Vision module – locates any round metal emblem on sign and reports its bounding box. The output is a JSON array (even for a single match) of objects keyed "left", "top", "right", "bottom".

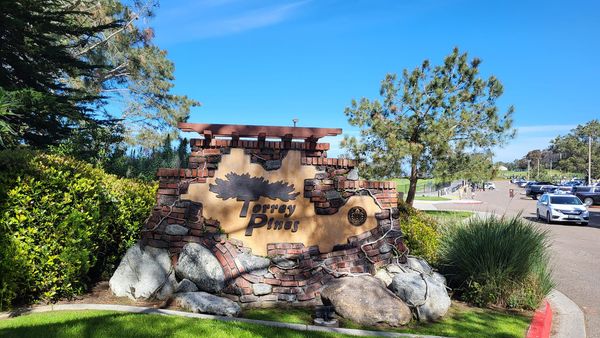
[{"left": 348, "top": 207, "right": 367, "bottom": 226}]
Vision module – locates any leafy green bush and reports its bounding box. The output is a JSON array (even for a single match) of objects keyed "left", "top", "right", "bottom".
[
  {"left": 398, "top": 202, "right": 441, "bottom": 263},
  {"left": 438, "top": 214, "right": 553, "bottom": 309},
  {"left": 0, "top": 149, "right": 156, "bottom": 309}
]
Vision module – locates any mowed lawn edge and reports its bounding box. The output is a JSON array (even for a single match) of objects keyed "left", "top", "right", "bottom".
[{"left": 0, "top": 303, "right": 531, "bottom": 338}]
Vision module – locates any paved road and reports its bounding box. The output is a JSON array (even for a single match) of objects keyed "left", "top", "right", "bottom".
[{"left": 439, "top": 180, "right": 600, "bottom": 338}]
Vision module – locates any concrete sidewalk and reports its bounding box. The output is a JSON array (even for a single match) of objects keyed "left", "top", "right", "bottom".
[{"left": 547, "top": 290, "right": 587, "bottom": 338}]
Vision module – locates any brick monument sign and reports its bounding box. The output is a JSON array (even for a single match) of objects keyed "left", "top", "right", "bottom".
[{"left": 116, "top": 122, "right": 408, "bottom": 307}]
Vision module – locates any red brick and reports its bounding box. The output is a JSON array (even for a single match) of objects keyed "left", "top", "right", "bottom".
[
  {"left": 281, "top": 280, "right": 299, "bottom": 287},
  {"left": 214, "top": 251, "right": 228, "bottom": 267},
  {"left": 264, "top": 278, "right": 282, "bottom": 286},
  {"left": 297, "top": 291, "right": 316, "bottom": 301},
  {"left": 223, "top": 252, "right": 236, "bottom": 268},
  {"left": 242, "top": 274, "right": 262, "bottom": 283}
]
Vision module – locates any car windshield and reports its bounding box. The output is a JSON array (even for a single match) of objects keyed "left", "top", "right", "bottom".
[{"left": 550, "top": 196, "right": 582, "bottom": 205}]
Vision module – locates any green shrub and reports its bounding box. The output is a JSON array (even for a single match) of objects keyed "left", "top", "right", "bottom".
[
  {"left": 0, "top": 149, "right": 156, "bottom": 309},
  {"left": 438, "top": 214, "right": 553, "bottom": 309},
  {"left": 398, "top": 202, "right": 441, "bottom": 263}
]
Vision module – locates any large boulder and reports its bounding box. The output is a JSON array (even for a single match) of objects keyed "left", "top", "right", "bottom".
[
  {"left": 175, "top": 292, "right": 241, "bottom": 317},
  {"left": 235, "top": 252, "right": 271, "bottom": 277},
  {"left": 405, "top": 257, "right": 447, "bottom": 285},
  {"left": 320, "top": 275, "right": 412, "bottom": 327},
  {"left": 109, "top": 243, "right": 176, "bottom": 300},
  {"left": 176, "top": 243, "right": 225, "bottom": 293},
  {"left": 175, "top": 279, "right": 199, "bottom": 293},
  {"left": 388, "top": 270, "right": 451, "bottom": 322}
]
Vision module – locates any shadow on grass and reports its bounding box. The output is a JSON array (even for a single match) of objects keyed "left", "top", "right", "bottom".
[
  {"left": 0, "top": 310, "right": 342, "bottom": 338},
  {"left": 338, "top": 305, "right": 530, "bottom": 338}
]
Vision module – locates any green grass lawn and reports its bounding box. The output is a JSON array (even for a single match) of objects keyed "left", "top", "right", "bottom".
[
  {"left": 0, "top": 302, "right": 530, "bottom": 338},
  {"left": 413, "top": 195, "right": 451, "bottom": 201},
  {"left": 392, "top": 178, "right": 438, "bottom": 194},
  {"left": 245, "top": 302, "right": 530, "bottom": 338},
  {"left": 423, "top": 210, "right": 474, "bottom": 223},
  {"left": 0, "top": 310, "right": 343, "bottom": 338}
]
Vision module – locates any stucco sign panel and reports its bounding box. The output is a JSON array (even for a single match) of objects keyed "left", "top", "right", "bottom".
[{"left": 182, "top": 149, "right": 381, "bottom": 256}]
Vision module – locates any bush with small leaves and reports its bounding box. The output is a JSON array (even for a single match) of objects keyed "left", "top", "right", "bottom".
[{"left": 0, "top": 149, "right": 156, "bottom": 309}]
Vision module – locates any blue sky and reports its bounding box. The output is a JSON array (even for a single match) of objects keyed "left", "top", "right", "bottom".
[{"left": 148, "top": 0, "right": 599, "bottom": 162}]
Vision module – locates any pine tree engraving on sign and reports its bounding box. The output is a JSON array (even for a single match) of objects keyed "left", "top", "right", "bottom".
[
  {"left": 209, "top": 172, "right": 301, "bottom": 235},
  {"left": 209, "top": 172, "right": 299, "bottom": 202}
]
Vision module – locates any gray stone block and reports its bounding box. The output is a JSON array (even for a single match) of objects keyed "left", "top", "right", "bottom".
[
  {"left": 175, "top": 292, "right": 241, "bottom": 317},
  {"left": 176, "top": 243, "right": 225, "bottom": 293},
  {"left": 252, "top": 283, "right": 273, "bottom": 296},
  {"left": 165, "top": 224, "right": 189, "bottom": 236}
]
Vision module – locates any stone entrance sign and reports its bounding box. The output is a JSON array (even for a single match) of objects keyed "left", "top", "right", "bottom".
[{"left": 131, "top": 122, "right": 407, "bottom": 306}]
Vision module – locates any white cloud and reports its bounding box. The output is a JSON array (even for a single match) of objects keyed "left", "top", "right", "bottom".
[
  {"left": 156, "top": 1, "right": 310, "bottom": 42},
  {"left": 516, "top": 124, "right": 576, "bottom": 134}
]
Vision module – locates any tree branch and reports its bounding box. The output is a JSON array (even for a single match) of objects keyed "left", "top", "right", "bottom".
[{"left": 76, "top": 13, "right": 138, "bottom": 57}]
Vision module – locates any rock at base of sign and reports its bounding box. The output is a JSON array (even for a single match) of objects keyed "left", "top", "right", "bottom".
[
  {"left": 174, "top": 292, "right": 241, "bottom": 317},
  {"left": 320, "top": 275, "right": 412, "bottom": 327},
  {"left": 235, "top": 252, "right": 271, "bottom": 277},
  {"left": 175, "top": 279, "right": 199, "bottom": 293},
  {"left": 375, "top": 258, "right": 451, "bottom": 322},
  {"left": 388, "top": 271, "right": 451, "bottom": 322},
  {"left": 175, "top": 243, "right": 225, "bottom": 293},
  {"left": 109, "top": 242, "right": 176, "bottom": 301}
]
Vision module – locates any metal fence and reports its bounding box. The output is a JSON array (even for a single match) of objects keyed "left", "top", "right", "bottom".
[{"left": 396, "top": 180, "right": 463, "bottom": 196}]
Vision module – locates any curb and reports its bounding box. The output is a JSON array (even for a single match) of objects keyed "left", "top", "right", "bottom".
[
  {"left": 526, "top": 300, "right": 552, "bottom": 338},
  {"left": 0, "top": 303, "right": 449, "bottom": 338},
  {"left": 413, "top": 200, "right": 483, "bottom": 205},
  {"left": 546, "top": 290, "right": 586, "bottom": 338}
]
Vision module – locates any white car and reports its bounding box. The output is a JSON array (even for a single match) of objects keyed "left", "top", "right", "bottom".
[
  {"left": 484, "top": 182, "right": 496, "bottom": 190},
  {"left": 536, "top": 194, "right": 589, "bottom": 225}
]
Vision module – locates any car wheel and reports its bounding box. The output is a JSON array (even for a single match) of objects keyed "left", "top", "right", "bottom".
[
  {"left": 584, "top": 197, "right": 594, "bottom": 207},
  {"left": 532, "top": 194, "right": 538, "bottom": 200},
  {"left": 581, "top": 222, "right": 589, "bottom": 226},
  {"left": 546, "top": 212, "right": 552, "bottom": 224}
]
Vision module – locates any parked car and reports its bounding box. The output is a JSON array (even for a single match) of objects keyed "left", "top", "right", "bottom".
[
  {"left": 553, "top": 186, "right": 573, "bottom": 194},
  {"left": 563, "top": 180, "right": 584, "bottom": 187},
  {"left": 572, "top": 186, "right": 593, "bottom": 194},
  {"left": 536, "top": 194, "right": 589, "bottom": 225},
  {"left": 484, "top": 182, "right": 496, "bottom": 190},
  {"left": 521, "top": 181, "right": 553, "bottom": 189},
  {"left": 526, "top": 184, "right": 556, "bottom": 199},
  {"left": 518, "top": 180, "right": 532, "bottom": 188},
  {"left": 574, "top": 186, "right": 600, "bottom": 206}
]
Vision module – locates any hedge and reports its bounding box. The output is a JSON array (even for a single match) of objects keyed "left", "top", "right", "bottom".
[{"left": 0, "top": 149, "right": 156, "bottom": 310}]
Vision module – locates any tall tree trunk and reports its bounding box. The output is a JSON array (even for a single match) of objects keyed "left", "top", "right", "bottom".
[{"left": 405, "top": 155, "right": 419, "bottom": 206}]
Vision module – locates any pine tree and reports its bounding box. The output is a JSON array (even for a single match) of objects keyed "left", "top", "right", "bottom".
[
  {"left": 342, "top": 48, "right": 515, "bottom": 205},
  {"left": 0, "top": 0, "right": 118, "bottom": 147}
]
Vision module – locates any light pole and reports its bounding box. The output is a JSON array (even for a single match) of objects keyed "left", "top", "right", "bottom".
[
  {"left": 589, "top": 136, "right": 592, "bottom": 185},
  {"left": 292, "top": 118, "right": 299, "bottom": 127}
]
